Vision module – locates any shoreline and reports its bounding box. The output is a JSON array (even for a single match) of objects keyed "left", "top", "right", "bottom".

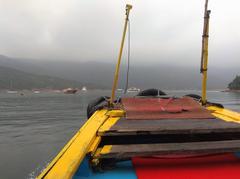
[{"left": 221, "top": 89, "right": 240, "bottom": 93}]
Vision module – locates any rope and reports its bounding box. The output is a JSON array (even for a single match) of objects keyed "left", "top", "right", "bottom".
[{"left": 124, "top": 19, "right": 131, "bottom": 94}]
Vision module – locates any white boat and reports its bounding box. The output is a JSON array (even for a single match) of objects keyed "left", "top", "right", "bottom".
[
  {"left": 7, "top": 90, "right": 18, "bottom": 94},
  {"left": 127, "top": 87, "right": 140, "bottom": 93},
  {"left": 53, "top": 90, "right": 61, "bottom": 93},
  {"left": 117, "top": 88, "right": 124, "bottom": 92},
  {"left": 7, "top": 80, "right": 17, "bottom": 93},
  {"left": 82, "top": 86, "right": 87, "bottom": 91}
]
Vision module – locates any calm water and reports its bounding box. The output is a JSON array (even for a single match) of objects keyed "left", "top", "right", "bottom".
[{"left": 0, "top": 90, "right": 239, "bottom": 179}]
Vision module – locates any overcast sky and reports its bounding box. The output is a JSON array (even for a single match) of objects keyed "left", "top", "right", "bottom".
[{"left": 0, "top": 0, "right": 239, "bottom": 67}]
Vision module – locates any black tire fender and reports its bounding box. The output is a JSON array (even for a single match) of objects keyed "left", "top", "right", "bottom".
[
  {"left": 87, "top": 96, "right": 109, "bottom": 118},
  {"left": 184, "top": 94, "right": 201, "bottom": 100},
  {"left": 137, "top": 88, "right": 166, "bottom": 96},
  {"left": 184, "top": 94, "right": 224, "bottom": 108}
]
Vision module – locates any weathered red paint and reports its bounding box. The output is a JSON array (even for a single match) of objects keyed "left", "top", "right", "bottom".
[{"left": 122, "top": 97, "right": 214, "bottom": 120}]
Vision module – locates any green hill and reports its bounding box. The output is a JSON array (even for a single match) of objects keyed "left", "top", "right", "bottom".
[
  {"left": 0, "top": 66, "right": 84, "bottom": 90},
  {"left": 228, "top": 75, "right": 240, "bottom": 90}
]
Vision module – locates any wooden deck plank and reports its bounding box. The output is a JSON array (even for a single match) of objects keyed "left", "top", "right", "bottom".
[
  {"left": 99, "top": 140, "right": 240, "bottom": 159},
  {"left": 99, "top": 118, "right": 240, "bottom": 136}
]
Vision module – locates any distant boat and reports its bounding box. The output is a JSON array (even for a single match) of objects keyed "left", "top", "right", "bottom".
[
  {"left": 63, "top": 88, "right": 78, "bottom": 94},
  {"left": 221, "top": 89, "right": 240, "bottom": 93},
  {"left": 33, "top": 91, "right": 40, "bottom": 94},
  {"left": 127, "top": 87, "right": 140, "bottom": 93},
  {"left": 7, "top": 90, "right": 18, "bottom": 94},
  {"left": 117, "top": 88, "right": 124, "bottom": 92},
  {"left": 82, "top": 86, "right": 87, "bottom": 91},
  {"left": 7, "top": 80, "right": 17, "bottom": 93},
  {"left": 53, "top": 90, "right": 61, "bottom": 93}
]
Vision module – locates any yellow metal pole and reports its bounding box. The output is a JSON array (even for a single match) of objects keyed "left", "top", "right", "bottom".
[
  {"left": 200, "top": 0, "right": 209, "bottom": 70},
  {"left": 201, "top": 0, "right": 211, "bottom": 106},
  {"left": 110, "top": 4, "right": 132, "bottom": 105}
]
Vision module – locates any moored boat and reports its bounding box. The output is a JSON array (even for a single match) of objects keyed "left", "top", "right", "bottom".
[
  {"left": 63, "top": 88, "right": 78, "bottom": 94},
  {"left": 82, "top": 86, "right": 87, "bottom": 91},
  {"left": 117, "top": 88, "right": 124, "bottom": 92},
  {"left": 7, "top": 90, "right": 18, "bottom": 94},
  {"left": 37, "top": 2, "right": 240, "bottom": 179},
  {"left": 127, "top": 87, "right": 140, "bottom": 93}
]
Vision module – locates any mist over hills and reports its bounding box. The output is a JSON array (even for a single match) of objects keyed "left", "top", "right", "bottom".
[
  {"left": 0, "top": 54, "right": 238, "bottom": 90},
  {"left": 0, "top": 65, "right": 92, "bottom": 90}
]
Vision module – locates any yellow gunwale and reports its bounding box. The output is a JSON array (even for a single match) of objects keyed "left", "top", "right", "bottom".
[
  {"left": 37, "top": 109, "right": 123, "bottom": 179},
  {"left": 37, "top": 109, "right": 108, "bottom": 179},
  {"left": 207, "top": 106, "right": 240, "bottom": 123}
]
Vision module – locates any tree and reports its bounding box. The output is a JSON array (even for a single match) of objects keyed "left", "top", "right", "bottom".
[{"left": 228, "top": 75, "right": 240, "bottom": 90}]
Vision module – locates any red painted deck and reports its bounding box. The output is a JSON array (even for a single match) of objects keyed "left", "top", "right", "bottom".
[
  {"left": 122, "top": 97, "right": 214, "bottom": 120},
  {"left": 132, "top": 154, "right": 240, "bottom": 179}
]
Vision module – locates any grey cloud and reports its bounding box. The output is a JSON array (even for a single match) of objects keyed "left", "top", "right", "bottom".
[{"left": 0, "top": 0, "right": 239, "bottom": 67}]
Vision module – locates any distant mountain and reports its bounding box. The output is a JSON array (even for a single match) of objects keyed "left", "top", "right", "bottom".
[
  {"left": 0, "top": 66, "right": 90, "bottom": 90},
  {"left": 0, "top": 54, "right": 239, "bottom": 90}
]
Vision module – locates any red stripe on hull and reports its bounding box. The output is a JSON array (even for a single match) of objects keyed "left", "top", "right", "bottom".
[{"left": 132, "top": 154, "right": 240, "bottom": 179}]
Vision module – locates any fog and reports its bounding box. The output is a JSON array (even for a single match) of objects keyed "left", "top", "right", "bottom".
[{"left": 0, "top": 0, "right": 239, "bottom": 68}]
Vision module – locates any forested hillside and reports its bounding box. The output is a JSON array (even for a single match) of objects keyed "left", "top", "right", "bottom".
[{"left": 0, "top": 66, "right": 83, "bottom": 90}]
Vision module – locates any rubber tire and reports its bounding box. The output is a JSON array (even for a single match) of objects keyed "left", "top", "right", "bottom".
[
  {"left": 87, "top": 96, "right": 109, "bottom": 118},
  {"left": 184, "top": 94, "right": 201, "bottom": 100},
  {"left": 137, "top": 88, "right": 166, "bottom": 96},
  {"left": 185, "top": 94, "right": 224, "bottom": 108},
  {"left": 207, "top": 102, "right": 224, "bottom": 108}
]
